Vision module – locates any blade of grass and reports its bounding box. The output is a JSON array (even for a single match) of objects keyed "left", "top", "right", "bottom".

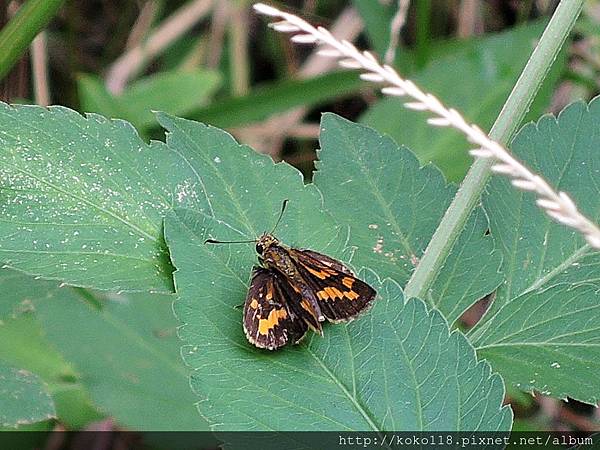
[
  {"left": 403, "top": 0, "right": 584, "bottom": 301},
  {"left": 415, "top": 0, "right": 432, "bottom": 68},
  {"left": 0, "top": 0, "right": 65, "bottom": 82},
  {"left": 180, "top": 70, "right": 365, "bottom": 129}
]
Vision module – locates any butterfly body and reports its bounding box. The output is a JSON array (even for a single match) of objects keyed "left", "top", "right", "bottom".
[
  {"left": 256, "top": 234, "right": 326, "bottom": 325},
  {"left": 244, "top": 233, "right": 376, "bottom": 350}
]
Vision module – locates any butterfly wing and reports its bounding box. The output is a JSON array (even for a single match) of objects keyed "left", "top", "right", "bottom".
[
  {"left": 243, "top": 267, "right": 308, "bottom": 350},
  {"left": 297, "top": 249, "right": 354, "bottom": 274},
  {"left": 291, "top": 249, "right": 377, "bottom": 323}
]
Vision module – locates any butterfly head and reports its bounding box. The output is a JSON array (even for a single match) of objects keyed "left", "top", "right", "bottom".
[{"left": 255, "top": 233, "right": 279, "bottom": 256}]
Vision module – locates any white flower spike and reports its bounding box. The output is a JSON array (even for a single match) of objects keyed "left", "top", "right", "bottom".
[{"left": 252, "top": 2, "right": 600, "bottom": 250}]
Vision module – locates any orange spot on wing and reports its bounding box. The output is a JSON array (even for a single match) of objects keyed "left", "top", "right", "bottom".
[
  {"left": 250, "top": 299, "right": 259, "bottom": 309},
  {"left": 304, "top": 265, "right": 331, "bottom": 280},
  {"left": 258, "top": 308, "right": 287, "bottom": 335},
  {"left": 318, "top": 286, "right": 360, "bottom": 301},
  {"left": 318, "top": 287, "right": 344, "bottom": 300},
  {"left": 344, "top": 290, "right": 360, "bottom": 300},
  {"left": 342, "top": 277, "right": 354, "bottom": 289},
  {"left": 328, "top": 287, "right": 344, "bottom": 299}
]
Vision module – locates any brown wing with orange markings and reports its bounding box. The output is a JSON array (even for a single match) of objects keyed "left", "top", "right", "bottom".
[
  {"left": 291, "top": 249, "right": 377, "bottom": 323},
  {"left": 296, "top": 249, "right": 354, "bottom": 275},
  {"left": 243, "top": 268, "right": 308, "bottom": 350}
]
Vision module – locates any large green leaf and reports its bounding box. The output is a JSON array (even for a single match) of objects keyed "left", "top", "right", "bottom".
[
  {"left": 157, "top": 113, "right": 341, "bottom": 243},
  {"left": 315, "top": 114, "right": 502, "bottom": 324},
  {"left": 0, "top": 102, "right": 206, "bottom": 292},
  {"left": 78, "top": 70, "right": 221, "bottom": 133},
  {"left": 0, "top": 265, "right": 208, "bottom": 431},
  {"left": 0, "top": 361, "right": 55, "bottom": 428},
  {"left": 30, "top": 283, "right": 210, "bottom": 431},
  {"left": 0, "top": 269, "right": 39, "bottom": 318},
  {"left": 471, "top": 99, "right": 600, "bottom": 404},
  {"left": 0, "top": 310, "right": 102, "bottom": 429},
  {"left": 0, "top": 269, "right": 101, "bottom": 428},
  {"left": 161, "top": 116, "right": 511, "bottom": 432},
  {"left": 361, "top": 20, "right": 564, "bottom": 181},
  {"left": 165, "top": 207, "right": 511, "bottom": 433}
]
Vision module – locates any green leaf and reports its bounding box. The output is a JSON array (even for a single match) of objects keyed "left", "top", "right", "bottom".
[
  {"left": 189, "top": 71, "right": 365, "bottom": 129},
  {"left": 0, "top": 269, "right": 102, "bottom": 429},
  {"left": 0, "top": 269, "right": 38, "bottom": 319},
  {"left": 78, "top": 70, "right": 221, "bottom": 133},
  {"left": 0, "top": 312, "right": 73, "bottom": 381},
  {"left": 0, "top": 361, "right": 55, "bottom": 428},
  {"left": 0, "top": 308, "right": 102, "bottom": 429},
  {"left": 361, "top": 20, "right": 564, "bottom": 181},
  {"left": 76, "top": 75, "right": 122, "bottom": 123},
  {"left": 0, "top": 0, "right": 65, "bottom": 81},
  {"left": 157, "top": 113, "right": 341, "bottom": 243},
  {"left": 350, "top": 0, "right": 396, "bottom": 56},
  {"left": 315, "top": 114, "right": 502, "bottom": 324},
  {"left": 165, "top": 208, "right": 511, "bottom": 432},
  {"left": 161, "top": 116, "right": 512, "bottom": 432},
  {"left": 0, "top": 266, "right": 211, "bottom": 429},
  {"left": 29, "top": 283, "right": 210, "bottom": 431},
  {"left": 0, "top": 102, "right": 207, "bottom": 292},
  {"left": 428, "top": 207, "right": 501, "bottom": 324},
  {"left": 471, "top": 98, "right": 600, "bottom": 404},
  {"left": 0, "top": 263, "right": 207, "bottom": 430}
]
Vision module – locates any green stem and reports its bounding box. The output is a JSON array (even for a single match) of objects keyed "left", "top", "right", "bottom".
[
  {"left": 0, "top": 0, "right": 66, "bottom": 82},
  {"left": 403, "top": 0, "right": 584, "bottom": 301},
  {"left": 415, "top": 0, "right": 432, "bottom": 68}
]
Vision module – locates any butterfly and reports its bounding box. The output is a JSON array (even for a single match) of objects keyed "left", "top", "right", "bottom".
[{"left": 206, "top": 200, "right": 377, "bottom": 350}]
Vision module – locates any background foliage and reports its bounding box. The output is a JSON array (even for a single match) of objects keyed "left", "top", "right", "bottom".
[{"left": 0, "top": 0, "right": 599, "bottom": 440}]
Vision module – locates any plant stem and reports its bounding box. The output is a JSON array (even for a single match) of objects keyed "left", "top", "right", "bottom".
[
  {"left": 0, "top": 0, "right": 65, "bottom": 82},
  {"left": 415, "top": 0, "right": 432, "bottom": 68},
  {"left": 31, "top": 31, "right": 51, "bottom": 106},
  {"left": 229, "top": 1, "right": 251, "bottom": 96},
  {"left": 105, "top": 0, "right": 213, "bottom": 94},
  {"left": 403, "top": 0, "right": 584, "bottom": 301}
]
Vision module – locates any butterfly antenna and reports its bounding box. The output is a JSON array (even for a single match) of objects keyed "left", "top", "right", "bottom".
[
  {"left": 204, "top": 238, "right": 257, "bottom": 245},
  {"left": 269, "top": 199, "right": 289, "bottom": 234},
  {"left": 205, "top": 199, "right": 288, "bottom": 244}
]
